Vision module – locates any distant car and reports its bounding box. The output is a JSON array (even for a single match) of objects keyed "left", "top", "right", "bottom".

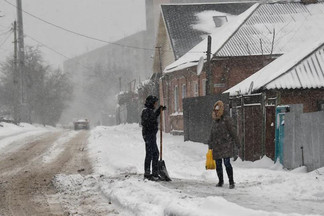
[{"left": 73, "top": 119, "right": 90, "bottom": 130}]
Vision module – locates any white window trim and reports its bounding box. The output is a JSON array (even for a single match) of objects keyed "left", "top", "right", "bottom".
[
  {"left": 202, "top": 79, "right": 207, "bottom": 96},
  {"left": 193, "top": 81, "right": 198, "bottom": 97},
  {"left": 182, "top": 84, "right": 186, "bottom": 99},
  {"left": 174, "top": 85, "right": 178, "bottom": 112}
]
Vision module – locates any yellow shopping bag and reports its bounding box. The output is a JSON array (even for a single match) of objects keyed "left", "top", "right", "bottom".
[{"left": 205, "top": 149, "right": 216, "bottom": 170}]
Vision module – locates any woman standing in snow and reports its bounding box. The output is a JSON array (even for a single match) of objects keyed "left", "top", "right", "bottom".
[{"left": 208, "top": 100, "right": 239, "bottom": 189}]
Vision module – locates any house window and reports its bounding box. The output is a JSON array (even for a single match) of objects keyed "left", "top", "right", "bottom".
[
  {"left": 193, "top": 82, "right": 198, "bottom": 97},
  {"left": 182, "top": 84, "right": 186, "bottom": 99},
  {"left": 174, "top": 85, "right": 178, "bottom": 112},
  {"left": 202, "top": 79, "right": 207, "bottom": 96}
]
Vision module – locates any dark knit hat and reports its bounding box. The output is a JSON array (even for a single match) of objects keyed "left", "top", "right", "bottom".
[{"left": 145, "top": 95, "right": 158, "bottom": 108}]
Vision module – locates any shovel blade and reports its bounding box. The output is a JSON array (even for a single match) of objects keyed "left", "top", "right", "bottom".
[{"left": 158, "top": 160, "right": 171, "bottom": 181}]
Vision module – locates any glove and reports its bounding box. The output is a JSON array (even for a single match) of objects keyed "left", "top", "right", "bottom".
[{"left": 160, "top": 105, "right": 167, "bottom": 111}]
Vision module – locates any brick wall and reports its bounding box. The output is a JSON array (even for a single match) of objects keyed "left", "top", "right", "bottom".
[
  {"left": 280, "top": 89, "right": 324, "bottom": 113},
  {"left": 161, "top": 56, "right": 275, "bottom": 133},
  {"left": 212, "top": 56, "right": 268, "bottom": 94}
]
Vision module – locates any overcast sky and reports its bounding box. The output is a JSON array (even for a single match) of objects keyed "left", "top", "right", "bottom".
[{"left": 0, "top": 0, "right": 146, "bottom": 69}]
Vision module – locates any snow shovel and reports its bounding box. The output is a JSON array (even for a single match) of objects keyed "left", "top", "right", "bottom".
[{"left": 158, "top": 107, "right": 171, "bottom": 181}]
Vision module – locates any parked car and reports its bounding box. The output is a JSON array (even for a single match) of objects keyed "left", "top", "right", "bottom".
[{"left": 73, "top": 119, "right": 90, "bottom": 130}]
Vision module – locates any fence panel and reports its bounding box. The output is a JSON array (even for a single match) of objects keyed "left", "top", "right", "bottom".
[
  {"left": 183, "top": 94, "right": 229, "bottom": 144},
  {"left": 284, "top": 106, "right": 324, "bottom": 171},
  {"left": 244, "top": 105, "right": 263, "bottom": 161}
]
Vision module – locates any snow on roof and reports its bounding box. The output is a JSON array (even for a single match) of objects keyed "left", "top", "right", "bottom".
[
  {"left": 224, "top": 39, "right": 324, "bottom": 96},
  {"left": 164, "top": 2, "right": 324, "bottom": 73},
  {"left": 191, "top": 10, "right": 236, "bottom": 35},
  {"left": 161, "top": 3, "right": 254, "bottom": 60},
  {"left": 217, "top": 2, "right": 324, "bottom": 57},
  {"left": 164, "top": 3, "right": 259, "bottom": 73}
]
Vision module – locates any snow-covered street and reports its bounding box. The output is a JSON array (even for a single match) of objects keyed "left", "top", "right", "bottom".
[
  {"left": 1, "top": 123, "right": 323, "bottom": 216},
  {"left": 79, "top": 124, "right": 323, "bottom": 216}
]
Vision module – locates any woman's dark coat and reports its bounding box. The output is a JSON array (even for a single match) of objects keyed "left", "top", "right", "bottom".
[{"left": 208, "top": 115, "right": 239, "bottom": 160}]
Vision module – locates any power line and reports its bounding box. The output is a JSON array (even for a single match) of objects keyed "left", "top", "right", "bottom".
[
  {"left": 2, "top": 0, "right": 204, "bottom": 55},
  {"left": 25, "top": 34, "right": 92, "bottom": 70},
  {"left": 3, "top": 0, "right": 164, "bottom": 53},
  {"left": 26, "top": 34, "right": 70, "bottom": 59},
  {"left": 0, "top": 28, "right": 12, "bottom": 36},
  {"left": 0, "top": 31, "right": 12, "bottom": 49}
]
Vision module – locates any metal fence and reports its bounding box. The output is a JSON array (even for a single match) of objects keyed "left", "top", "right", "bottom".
[
  {"left": 183, "top": 93, "right": 278, "bottom": 162},
  {"left": 183, "top": 94, "right": 229, "bottom": 144},
  {"left": 284, "top": 105, "right": 324, "bottom": 171},
  {"left": 230, "top": 93, "right": 276, "bottom": 161}
]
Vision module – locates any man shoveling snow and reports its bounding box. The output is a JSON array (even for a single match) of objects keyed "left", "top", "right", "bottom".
[{"left": 140, "top": 95, "right": 166, "bottom": 181}]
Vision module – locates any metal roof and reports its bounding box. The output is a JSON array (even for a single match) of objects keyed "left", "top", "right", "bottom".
[
  {"left": 164, "top": 2, "right": 324, "bottom": 73},
  {"left": 224, "top": 40, "right": 324, "bottom": 96},
  {"left": 161, "top": 3, "right": 254, "bottom": 60},
  {"left": 266, "top": 44, "right": 324, "bottom": 90},
  {"left": 217, "top": 2, "right": 324, "bottom": 57}
]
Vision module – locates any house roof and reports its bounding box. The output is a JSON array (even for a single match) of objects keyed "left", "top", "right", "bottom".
[
  {"left": 224, "top": 39, "right": 324, "bottom": 96},
  {"left": 161, "top": 2, "right": 255, "bottom": 60},
  {"left": 164, "top": 1, "right": 324, "bottom": 73}
]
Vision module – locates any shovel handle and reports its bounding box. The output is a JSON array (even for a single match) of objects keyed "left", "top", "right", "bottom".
[{"left": 160, "top": 106, "right": 163, "bottom": 161}]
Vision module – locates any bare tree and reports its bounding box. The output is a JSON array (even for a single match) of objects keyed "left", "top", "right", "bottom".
[{"left": 0, "top": 46, "right": 72, "bottom": 126}]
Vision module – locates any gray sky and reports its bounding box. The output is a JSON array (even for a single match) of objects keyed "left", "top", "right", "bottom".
[{"left": 0, "top": 0, "right": 146, "bottom": 69}]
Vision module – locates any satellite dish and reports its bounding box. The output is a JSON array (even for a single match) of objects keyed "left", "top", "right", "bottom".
[
  {"left": 197, "top": 56, "right": 204, "bottom": 76},
  {"left": 248, "top": 81, "right": 254, "bottom": 95}
]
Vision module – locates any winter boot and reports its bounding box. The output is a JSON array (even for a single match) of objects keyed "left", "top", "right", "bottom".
[
  {"left": 144, "top": 172, "right": 152, "bottom": 180},
  {"left": 216, "top": 169, "right": 224, "bottom": 187},
  {"left": 229, "top": 183, "right": 235, "bottom": 189},
  {"left": 150, "top": 173, "right": 160, "bottom": 181},
  {"left": 226, "top": 167, "right": 235, "bottom": 189}
]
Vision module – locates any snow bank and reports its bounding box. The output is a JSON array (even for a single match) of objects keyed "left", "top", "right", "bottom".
[
  {"left": 233, "top": 156, "right": 283, "bottom": 170},
  {"left": 87, "top": 124, "right": 324, "bottom": 216},
  {"left": 0, "top": 122, "right": 54, "bottom": 151}
]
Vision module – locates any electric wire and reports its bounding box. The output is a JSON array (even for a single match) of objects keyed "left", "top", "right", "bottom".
[
  {"left": 0, "top": 28, "right": 12, "bottom": 36},
  {"left": 3, "top": 0, "right": 203, "bottom": 54},
  {"left": 25, "top": 34, "right": 93, "bottom": 70},
  {"left": 3, "top": 0, "right": 166, "bottom": 52},
  {"left": 0, "top": 31, "right": 12, "bottom": 49}
]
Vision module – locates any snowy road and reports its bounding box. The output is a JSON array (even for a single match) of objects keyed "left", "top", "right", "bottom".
[
  {"left": 0, "top": 123, "right": 323, "bottom": 216},
  {"left": 0, "top": 127, "right": 118, "bottom": 216}
]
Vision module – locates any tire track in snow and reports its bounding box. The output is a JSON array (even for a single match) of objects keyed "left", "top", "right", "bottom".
[{"left": 42, "top": 130, "right": 80, "bottom": 164}]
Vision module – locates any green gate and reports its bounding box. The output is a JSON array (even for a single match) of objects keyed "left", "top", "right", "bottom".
[{"left": 275, "top": 106, "right": 290, "bottom": 164}]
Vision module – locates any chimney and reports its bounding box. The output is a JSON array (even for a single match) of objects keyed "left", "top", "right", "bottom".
[{"left": 213, "top": 16, "right": 228, "bottom": 28}]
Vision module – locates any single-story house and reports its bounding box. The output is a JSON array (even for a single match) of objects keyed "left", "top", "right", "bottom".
[{"left": 161, "top": 0, "right": 324, "bottom": 134}]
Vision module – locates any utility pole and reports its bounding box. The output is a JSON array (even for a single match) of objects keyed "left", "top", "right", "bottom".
[
  {"left": 13, "top": 21, "right": 20, "bottom": 123},
  {"left": 119, "top": 77, "right": 122, "bottom": 92},
  {"left": 206, "top": 35, "right": 212, "bottom": 95},
  {"left": 156, "top": 46, "right": 163, "bottom": 74},
  {"left": 16, "top": 0, "right": 28, "bottom": 122},
  {"left": 155, "top": 46, "right": 163, "bottom": 97}
]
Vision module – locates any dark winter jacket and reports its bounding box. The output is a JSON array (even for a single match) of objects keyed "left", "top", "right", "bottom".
[
  {"left": 141, "top": 100, "right": 161, "bottom": 137},
  {"left": 208, "top": 115, "right": 240, "bottom": 160}
]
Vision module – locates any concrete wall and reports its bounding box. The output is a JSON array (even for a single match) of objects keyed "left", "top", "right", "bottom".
[{"left": 284, "top": 104, "right": 324, "bottom": 171}]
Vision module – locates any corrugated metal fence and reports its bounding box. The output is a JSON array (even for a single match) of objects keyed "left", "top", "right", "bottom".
[{"left": 284, "top": 105, "right": 324, "bottom": 171}]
